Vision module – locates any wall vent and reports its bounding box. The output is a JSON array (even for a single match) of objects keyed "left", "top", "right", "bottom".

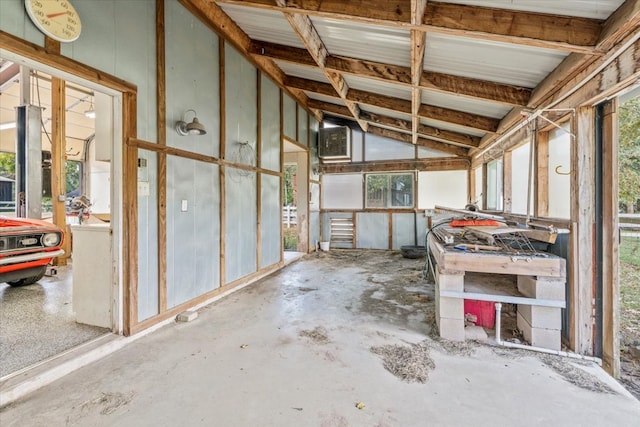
[{"left": 318, "top": 126, "right": 351, "bottom": 161}]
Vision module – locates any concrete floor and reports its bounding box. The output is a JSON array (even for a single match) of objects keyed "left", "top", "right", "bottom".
[
  {"left": 0, "top": 263, "right": 109, "bottom": 377},
  {"left": 0, "top": 251, "right": 638, "bottom": 426}
]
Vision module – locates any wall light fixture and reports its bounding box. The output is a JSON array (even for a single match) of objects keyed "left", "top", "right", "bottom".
[{"left": 176, "top": 109, "right": 206, "bottom": 136}]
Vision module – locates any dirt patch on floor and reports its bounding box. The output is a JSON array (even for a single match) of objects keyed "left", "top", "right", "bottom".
[
  {"left": 299, "top": 326, "right": 330, "bottom": 344},
  {"left": 371, "top": 340, "right": 435, "bottom": 383},
  {"left": 65, "top": 391, "right": 135, "bottom": 424}
]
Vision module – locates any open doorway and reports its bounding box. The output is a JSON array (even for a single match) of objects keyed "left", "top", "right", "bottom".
[
  {"left": 283, "top": 139, "right": 309, "bottom": 258},
  {"left": 0, "top": 57, "right": 121, "bottom": 378}
]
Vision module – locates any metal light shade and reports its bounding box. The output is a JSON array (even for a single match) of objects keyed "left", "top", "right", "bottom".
[{"left": 176, "top": 110, "right": 207, "bottom": 136}]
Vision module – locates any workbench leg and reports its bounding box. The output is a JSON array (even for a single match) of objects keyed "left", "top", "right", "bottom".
[
  {"left": 435, "top": 267, "right": 465, "bottom": 341},
  {"left": 516, "top": 275, "right": 565, "bottom": 351}
]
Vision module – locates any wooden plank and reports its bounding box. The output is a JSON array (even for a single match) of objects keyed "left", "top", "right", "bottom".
[
  {"left": 285, "top": 75, "right": 337, "bottom": 97},
  {"left": 428, "top": 237, "right": 566, "bottom": 278},
  {"left": 156, "top": 0, "right": 167, "bottom": 313},
  {"left": 250, "top": 40, "right": 316, "bottom": 66},
  {"left": 572, "top": 106, "right": 595, "bottom": 355},
  {"left": 347, "top": 89, "right": 412, "bottom": 114},
  {"left": 419, "top": 104, "right": 499, "bottom": 133},
  {"left": 502, "top": 150, "right": 512, "bottom": 212},
  {"left": 123, "top": 93, "right": 139, "bottom": 336},
  {"left": 421, "top": 71, "right": 531, "bottom": 106},
  {"left": 50, "top": 77, "right": 68, "bottom": 266},
  {"left": 307, "top": 99, "right": 352, "bottom": 118},
  {"left": 422, "top": 2, "right": 601, "bottom": 54},
  {"left": 536, "top": 131, "right": 550, "bottom": 217},
  {"left": 326, "top": 55, "right": 411, "bottom": 84},
  {"left": 320, "top": 158, "right": 469, "bottom": 174},
  {"left": 601, "top": 100, "right": 620, "bottom": 377},
  {"left": 597, "top": 0, "right": 640, "bottom": 51},
  {"left": 411, "top": 28, "right": 426, "bottom": 144}
]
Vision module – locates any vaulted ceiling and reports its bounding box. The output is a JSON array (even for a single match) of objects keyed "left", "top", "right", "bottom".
[{"left": 180, "top": 0, "right": 639, "bottom": 160}]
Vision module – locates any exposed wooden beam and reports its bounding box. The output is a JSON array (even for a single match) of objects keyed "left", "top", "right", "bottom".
[
  {"left": 217, "top": 0, "right": 602, "bottom": 53},
  {"left": 421, "top": 71, "right": 531, "bottom": 106},
  {"left": 285, "top": 75, "right": 337, "bottom": 97},
  {"left": 368, "top": 125, "right": 470, "bottom": 157},
  {"left": 326, "top": 55, "right": 412, "bottom": 84},
  {"left": 411, "top": 1, "right": 427, "bottom": 145},
  {"left": 598, "top": 0, "right": 640, "bottom": 50},
  {"left": 307, "top": 98, "right": 353, "bottom": 118},
  {"left": 320, "top": 157, "right": 470, "bottom": 174},
  {"left": 177, "top": 0, "right": 321, "bottom": 120},
  {"left": 359, "top": 110, "right": 480, "bottom": 148},
  {"left": 422, "top": 2, "right": 601, "bottom": 54},
  {"left": 276, "top": 0, "right": 368, "bottom": 130},
  {"left": 249, "top": 40, "right": 316, "bottom": 66},
  {"left": 418, "top": 104, "right": 499, "bottom": 133},
  {"left": 347, "top": 88, "right": 411, "bottom": 114}
]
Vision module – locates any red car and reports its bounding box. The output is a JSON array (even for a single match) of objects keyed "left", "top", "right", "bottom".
[{"left": 0, "top": 217, "right": 65, "bottom": 287}]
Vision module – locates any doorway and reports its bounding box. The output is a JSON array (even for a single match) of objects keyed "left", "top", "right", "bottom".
[{"left": 0, "top": 55, "right": 122, "bottom": 378}]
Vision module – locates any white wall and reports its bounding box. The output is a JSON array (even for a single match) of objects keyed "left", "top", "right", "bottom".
[
  {"left": 548, "top": 125, "right": 571, "bottom": 218},
  {"left": 418, "top": 170, "right": 468, "bottom": 209},
  {"left": 511, "top": 142, "right": 532, "bottom": 215},
  {"left": 321, "top": 174, "right": 363, "bottom": 209}
]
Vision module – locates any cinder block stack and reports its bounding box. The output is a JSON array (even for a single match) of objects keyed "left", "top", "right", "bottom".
[
  {"left": 435, "top": 267, "right": 465, "bottom": 341},
  {"left": 516, "top": 275, "right": 566, "bottom": 351}
]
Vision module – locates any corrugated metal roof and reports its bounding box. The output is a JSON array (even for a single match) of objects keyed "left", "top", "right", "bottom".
[
  {"left": 360, "top": 105, "right": 412, "bottom": 121},
  {"left": 420, "top": 117, "right": 487, "bottom": 138},
  {"left": 344, "top": 75, "right": 412, "bottom": 101},
  {"left": 421, "top": 90, "right": 511, "bottom": 118},
  {"left": 423, "top": 33, "right": 568, "bottom": 88},
  {"left": 311, "top": 17, "right": 411, "bottom": 67},
  {"left": 275, "top": 61, "right": 330, "bottom": 84},
  {"left": 218, "top": 3, "right": 306, "bottom": 49},
  {"left": 439, "top": 0, "right": 624, "bottom": 19}
]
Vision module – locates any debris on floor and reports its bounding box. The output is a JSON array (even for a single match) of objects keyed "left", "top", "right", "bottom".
[
  {"left": 299, "top": 326, "right": 330, "bottom": 344},
  {"left": 355, "top": 401, "right": 365, "bottom": 410},
  {"left": 370, "top": 340, "right": 435, "bottom": 383}
]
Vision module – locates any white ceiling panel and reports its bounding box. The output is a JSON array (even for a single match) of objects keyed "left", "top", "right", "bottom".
[
  {"left": 438, "top": 0, "right": 624, "bottom": 19},
  {"left": 423, "top": 33, "right": 568, "bottom": 88},
  {"left": 218, "top": 4, "right": 306, "bottom": 49},
  {"left": 421, "top": 90, "right": 511, "bottom": 118},
  {"left": 343, "top": 75, "right": 412, "bottom": 101},
  {"left": 311, "top": 17, "right": 411, "bottom": 67},
  {"left": 275, "top": 61, "right": 329, "bottom": 84}
]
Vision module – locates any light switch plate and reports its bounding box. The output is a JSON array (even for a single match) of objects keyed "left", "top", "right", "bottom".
[
  {"left": 138, "top": 181, "right": 149, "bottom": 196},
  {"left": 181, "top": 199, "right": 188, "bottom": 212}
]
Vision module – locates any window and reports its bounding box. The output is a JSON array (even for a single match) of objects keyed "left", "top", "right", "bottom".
[
  {"left": 365, "top": 173, "right": 414, "bottom": 208},
  {"left": 486, "top": 159, "right": 503, "bottom": 210}
]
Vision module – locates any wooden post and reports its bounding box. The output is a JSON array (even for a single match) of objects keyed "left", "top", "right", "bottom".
[
  {"left": 503, "top": 150, "right": 512, "bottom": 213},
  {"left": 571, "top": 106, "right": 595, "bottom": 355},
  {"left": 601, "top": 100, "right": 620, "bottom": 377},
  {"left": 156, "top": 0, "right": 167, "bottom": 314},
  {"left": 50, "top": 77, "right": 69, "bottom": 266},
  {"left": 536, "top": 131, "right": 550, "bottom": 217}
]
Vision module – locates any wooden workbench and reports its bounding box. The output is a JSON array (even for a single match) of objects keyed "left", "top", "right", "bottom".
[{"left": 429, "top": 236, "right": 566, "bottom": 350}]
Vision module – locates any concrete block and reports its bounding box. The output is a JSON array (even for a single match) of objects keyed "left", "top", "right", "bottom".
[
  {"left": 176, "top": 310, "right": 198, "bottom": 322},
  {"left": 517, "top": 312, "right": 561, "bottom": 351},
  {"left": 517, "top": 305, "right": 561, "bottom": 330},
  {"left": 436, "top": 268, "right": 464, "bottom": 292},
  {"left": 517, "top": 275, "right": 565, "bottom": 301},
  {"left": 435, "top": 288, "right": 464, "bottom": 320},
  {"left": 438, "top": 317, "right": 465, "bottom": 341}
]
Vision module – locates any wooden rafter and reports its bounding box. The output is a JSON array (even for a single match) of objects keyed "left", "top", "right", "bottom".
[
  {"left": 368, "top": 126, "right": 470, "bottom": 158},
  {"left": 320, "top": 157, "right": 469, "bottom": 174},
  {"left": 216, "top": 0, "right": 603, "bottom": 53},
  {"left": 252, "top": 40, "right": 532, "bottom": 105},
  {"left": 410, "top": 0, "right": 427, "bottom": 145},
  {"left": 359, "top": 110, "right": 480, "bottom": 148},
  {"left": 307, "top": 98, "right": 353, "bottom": 119},
  {"left": 275, "top": 0, "right": 368, "bottom": 130}
]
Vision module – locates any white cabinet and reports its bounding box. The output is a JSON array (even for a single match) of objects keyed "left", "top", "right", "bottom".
[{"left": 71, "top": 224, "right": 112, "bottom": 328}]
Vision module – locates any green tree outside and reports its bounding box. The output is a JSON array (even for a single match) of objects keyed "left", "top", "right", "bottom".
[{"left": 619, "top": 96, "right": 640, "bottom": 213}]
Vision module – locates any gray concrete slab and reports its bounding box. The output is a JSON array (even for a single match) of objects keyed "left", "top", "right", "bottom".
[
  {"left": 1, "top": 251, "right": 638, "bottom": 426},
  {"left": 0, "top": 264, "right": 109, "bottom": 377}
]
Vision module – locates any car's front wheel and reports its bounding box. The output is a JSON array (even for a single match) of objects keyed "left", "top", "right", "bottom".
[{"left": 7, "top": 266, "right": 47, "bottom": 287}]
